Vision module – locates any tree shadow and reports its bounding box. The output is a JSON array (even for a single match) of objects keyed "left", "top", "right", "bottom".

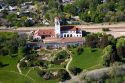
[
  {"left": 1, "top": 64, "right": 9, "bottom": 67},
  {"left": 82, "top": 31, "right": 90, "bottom": 37},
  {"left": 91, "top": 49, "right": 97, "bottom": 52}
]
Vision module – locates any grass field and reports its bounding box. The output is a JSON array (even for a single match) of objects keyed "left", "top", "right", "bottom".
[
  {"left": 70, "top": 47, "right": 103, "bottom": 69},
  {"left": 0, "top": 55, "right": 20, "bottom": 71},
  {"left": 26, "top": 67, "right": 58, "bottom": 83},
  {"left": 0, "top": 55, "right": 58, "bottom": 83},
  {"left": 0, "top": 47, "right": 103, "bottom": 83},
  {"left": 0, "top": 70, "right": 35, "bottom": 83}
]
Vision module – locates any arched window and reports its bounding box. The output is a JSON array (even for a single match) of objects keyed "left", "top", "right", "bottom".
[
  {"left": 70, "top": 34, "right": 72, "bottom": 37},
  {"left": 67, "top": 34, "right": 69, "bottom": 37},
  {"left": 64, "top": 34, "right": 66, "bottom": 37}
]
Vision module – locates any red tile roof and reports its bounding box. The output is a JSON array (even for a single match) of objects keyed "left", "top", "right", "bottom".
[
  {"left": 36, "top": 29, "right": 55, "bottom": 36},
  {"left": 34, "top": 25, "right": 81, "bottom": 36},
  {"left": 61, "top": 26, "right": 81, "bottom": 31},
  {"left": 61, "top": 37, "right": 83, "bottom": 43},
  {"left": 43, "top": 37, "right": 83, "bottom": 43}
]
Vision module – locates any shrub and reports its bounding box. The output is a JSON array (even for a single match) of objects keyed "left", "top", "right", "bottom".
[
  {"left": 57, "top": 69, "right": 71, "bottom": 82},
  {"left": 20, "top": 61, "right": 27, "bottom": 67},
  {"left": 54, "top": 50, "right": 69, "bottom": 61},
  {"left": 38, "top": 70, "right": 54, "bottom": 80},
  {"left": 102, "top": 28, "right": 110, "bottom": 32},
  {"left": 43, "top": 71, "right": 54, "bottom": 80},
  {"left": 70, "top": 66, "right": 82, "bottom": 75},
  {"left": 77, "top": 47, "right": 84, "bottom": 55},
  {"left": 37, "top": 70, "right": 46, "bottom": 77}
]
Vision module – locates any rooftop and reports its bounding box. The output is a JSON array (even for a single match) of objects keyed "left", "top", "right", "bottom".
[
  {"left": 43, "top": 37, "right": 84, "bottom": 43},
  {"left": 34, "top": 29, "right": 55, "bottom": 36},
  {"left": 61, "top": 26, "right": 81, "bottom": 31}
]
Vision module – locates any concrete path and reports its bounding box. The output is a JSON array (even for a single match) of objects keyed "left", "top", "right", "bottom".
[
  {"left": 25, "top": 67, "right": 34, "bottom": 76},
  {"left": 17, "top": 57, "right": 26, "bottom": 74},
  {"left": 65, "top": 49, "right": 74, "bottom": 78}
]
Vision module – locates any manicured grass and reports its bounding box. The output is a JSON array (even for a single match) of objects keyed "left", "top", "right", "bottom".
[
  {"left": 21, "top": 67, "right": 31, "bottom": 74},
  {"left": 0, "top": 55, "right": 20, "bottom": 72},
  {"left": 0, "top": 71, "right": 35, "bottom": 83},
  {"left": 70, "top": 47, "right": 103, "bottom": 69}
]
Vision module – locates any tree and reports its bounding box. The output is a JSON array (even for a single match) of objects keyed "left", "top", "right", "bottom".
[
  {"left": 18, "top": 34, "right": 27, "bottom": 47},
  {"left": 53, "top": 50, "right": 69, "bottom": 62},
  {"left": 79, "top": 11, "right": 91, "bottom": 22},
  {"left": 18, "top": 46, "right": 25, "bottom": 57},
  {"left": 6, "top": 37, "right": 18, "bottom": 55},
  {"left": 108, "top": 35, "right": 116, "bottom": 45},
  {"left": 108, "top": 62, "right": 124, "bottom": 83},
  {"left": 104, "top": 11, "right": 116, "bottom": 22},
  {"left": 6, "top": 13, "right": 17, "bottom": 27},
  {"left": 45, "top": 8, "right": 60, "bottom": 25},
  {"left": 37, "top": 70, "right": 46, "bottom": 77},
  {"left": 102, "top": 45, "right": 113, "bottom": 66},
  {"left": 0, "top": 32, "right": 18, "bottom": 55},
  {"left": 94, "top": 11, "right": 104, "bottom": 23},
  {"left": 117, "top": 0, "right": 125, "bottom": 11},
  {"left": 77, "top": 46, "right": 83, "bottom": 55},
  {"left": 57, "top": 69, "right": 71, "bottom": 82},
  {"left": 99, "top": 35, "right": 109, "bottom": 48},
  {"left": 89, "top": 0, "right": 103, "bottom": 11},
  {"left": 64, "top": 4, "right": 78, "bottom": 16},
  {"left": 20, "top": 61, "right": 27, "bottom": 67},
  {"left": 43, "top": 71, "right": 53, "bottom": 80},
  {"left": 34, "top": 1, "right": 45, "bottom": 25},
  {"left": 69, "top": 66, "right": 82, "bottom": 75},
  {"left": 1, "top": 10, "right": 9, "bottom": 18},
  {"left": 86, "top": 34, "right": 99, "bottom": 48},
  {"left": 48, "top": 0, "right": 58, "bottom": 9},
  {"left": 115, "top": 11, "right": 125, "bottom": 22},
  {"left": 24, "top": 19, "right": 34, "bottom": 27},
  {"left": 116, "top": 38, "right": 125, "bottom": 59},
  {"left": 74, "top": 0, "right": 89, "bottom": 12}
]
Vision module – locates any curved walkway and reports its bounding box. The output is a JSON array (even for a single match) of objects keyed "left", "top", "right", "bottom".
[
  {"left": 17, "top": 57, "right": 26, "bottom": 74},
  {"left": 38, "top": 48, "right": 74, "bottom": 78},
  {"left": 65, "top": 49, "right": 74, "bottom": 78}
]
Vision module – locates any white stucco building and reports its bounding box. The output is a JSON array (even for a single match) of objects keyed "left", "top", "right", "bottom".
[
  {"left": 33, "top": 17, "right": 82, "bottom": 39},
  {"left": 33, "top": 17, "right": 83, "bottom": 48}
]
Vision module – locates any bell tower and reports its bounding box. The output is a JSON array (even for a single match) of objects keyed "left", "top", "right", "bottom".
[{"left": 55, "top": 17, "right": 61, "bottom": 38}]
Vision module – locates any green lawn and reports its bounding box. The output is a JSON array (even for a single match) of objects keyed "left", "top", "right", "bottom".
[
  {"left": 70, "top": 47, "right": 103, "bottom": 69},
  {"left": 27, "top": 67, "right": 58, "bottom": 83},
  {"left": 0, "top": 55, "right": 20, "bottom": 72},
  {"left": 0, "top": 47, "right": 103, "bottom": 83},
  {"left": 0, "top": 55, "right": 58, "bottom": 83},
  {"left": 0, "top": 71, "right": 35, "bottom": 83}
]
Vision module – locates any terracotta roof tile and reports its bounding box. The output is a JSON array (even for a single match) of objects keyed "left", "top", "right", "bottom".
[
  {"left": 61, "top": 26, "right": 81, "bottom": 31},
  {"left": 37, "top": 29, "right": 55, "bottom": 36},
  {"left": 43, "top": 37, "right": 83, "bottom": 43}
]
